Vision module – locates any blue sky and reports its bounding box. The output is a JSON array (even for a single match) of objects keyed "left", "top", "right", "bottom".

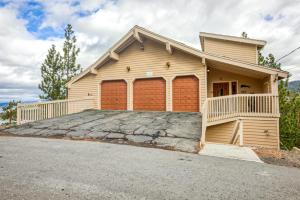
[
  {"left": 17, "top": 1, "right": 63, "bottom": 39},
  {"left": 0, "top": 0, "right": 299, "bottom": 103}
]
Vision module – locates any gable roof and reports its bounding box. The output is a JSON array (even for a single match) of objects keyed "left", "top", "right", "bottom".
[
  {"left": 67, "top": 26, "right": 288, "bottom": 87},
  {"left": 199, "top": 32, "right": 266, "bottom": 51}
]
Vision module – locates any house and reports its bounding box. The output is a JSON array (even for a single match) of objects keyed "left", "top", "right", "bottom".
[{"left": 18, "top": 25, "right": 289, "bottom": 149}]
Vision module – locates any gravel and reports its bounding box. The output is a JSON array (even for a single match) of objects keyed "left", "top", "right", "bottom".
[{"left": 1, "top": 136, "right": 300, "bottom": 200}]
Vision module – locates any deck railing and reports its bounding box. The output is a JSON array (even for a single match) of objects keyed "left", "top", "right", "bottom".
[
  {"left": 17, "top": 96, "right": 97, "bottom": 125},
  {"left": 206, "top": 94, "right": 280, "bottom": 123}
]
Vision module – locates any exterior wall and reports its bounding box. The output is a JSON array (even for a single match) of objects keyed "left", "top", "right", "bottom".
[
  {"left": 243, "top": 118, "right": 279, "bottom": 149},
  {"left": 68, "top": 74, "right": 97, "bottom": 99},
  {"left": 68, "top": 39, "right": 206, "bottom": 111},
  {"left": 206, "top": 118, "right": 279, "bottom": 149},
  {"left": 206, "top": 121, "right": 235, "bottom": 144},
  {"left": 68, "top": 74, "right": 98, "bottom": 108},
  {"left": 207, "top": 68, "right": 264, "bottom": 97},
  {"left": 204, "top": 37, "right": 258, "bottom": 64}
]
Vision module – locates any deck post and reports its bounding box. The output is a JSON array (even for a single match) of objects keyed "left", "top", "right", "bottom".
[{"left": 17, "top": 103, "right": 21, "bottom": 125}]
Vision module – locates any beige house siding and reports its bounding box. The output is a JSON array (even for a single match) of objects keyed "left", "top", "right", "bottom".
[
  {"left": 207, "top": 68, "right": 264, "bottom": 97},
  {"left": 206, "top": 121, "right": 235, "bottom": 144},
  {"left": 243, "top": 118, "right": 279, "bottom": 149},
  {"left": 204, "top": 37, "right": 257, "bottom": 64},
  {"left": 206, "top": 118, "right": 279, "bottom": 149},
  {"left": 68, "top": 39, "right": 206, "bottom": 111},
  {"left": 68, "top": 74, "right": 97, "bottom": 99}
]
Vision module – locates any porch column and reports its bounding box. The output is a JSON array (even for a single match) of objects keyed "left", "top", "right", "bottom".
[
  {"left": 270, "top": 74, "right": 278, "bottom": 95},
  {"left": 201, "top": 59, "right": 208, "bottom": 112}
]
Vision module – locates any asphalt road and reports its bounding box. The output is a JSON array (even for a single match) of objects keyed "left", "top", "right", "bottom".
[{"left": 0, "top": 137, "right": 300, "bottom": 200}]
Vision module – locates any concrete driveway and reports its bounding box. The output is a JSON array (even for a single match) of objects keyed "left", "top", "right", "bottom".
[
  {"left": 4, "top": 110, "right": 202, "bottom": 152},
  {"left": 1, "top": 137, "right": 300, "bottom": 200}
]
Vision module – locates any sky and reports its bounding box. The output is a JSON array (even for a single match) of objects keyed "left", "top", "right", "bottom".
[{"left": 0, "top": 0, "right": 299, "bottom": 103}]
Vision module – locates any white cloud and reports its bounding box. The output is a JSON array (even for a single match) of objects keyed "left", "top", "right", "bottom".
[
  {"left": 0, "top": 6, "right": 61, "bottom": 102},
  {"left": 0, "top": 0, "right": 300, "bottom": 102}
]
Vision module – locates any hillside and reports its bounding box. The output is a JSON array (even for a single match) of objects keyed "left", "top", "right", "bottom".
[{"left": 289, "top": 80, "right": 300, "bottom": 92}]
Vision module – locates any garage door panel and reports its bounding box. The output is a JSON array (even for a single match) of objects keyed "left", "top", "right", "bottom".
[
  {"left": 133, "top": 78, "right": 166, "bottom": 111},
  {"left": 101, "top": 80, "right": 127, "bottom": 110},
  {"left": 173, "top": 76, "right": 199, "bottom": 112}
]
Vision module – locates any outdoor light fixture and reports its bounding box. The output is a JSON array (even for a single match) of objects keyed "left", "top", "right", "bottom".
[
  {"left": 264, "top": 130, "right": 270, "bottom": 136},
  {"left": 140, "top": 44, "right": 144, "bottom": 50},
  {"left": 274, "top": 74, "right": 279, "bottom": 82},
  {"left": 127, "top": 66, "right": 131, "bottom": 72},
  {"left": 166, "top": 61, "right": 170, "bottom": 68}
]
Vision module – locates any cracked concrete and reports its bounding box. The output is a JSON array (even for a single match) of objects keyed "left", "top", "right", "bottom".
[{"left": 2, "top": 109, "right": 202, "bottom": 153}]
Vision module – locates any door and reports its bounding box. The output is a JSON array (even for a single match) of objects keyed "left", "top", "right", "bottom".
[
  {"left": 172, "top": 75, "right": 199, "bottom": 112},
  {"left": 101, "top": 80, "right": 127, "bottom": 110},
  {"left": 213, "top": 82, "right": 229, "bottom": 97},
  {"left": 133, "top": 78, "right": 166, "bottom": 111}
]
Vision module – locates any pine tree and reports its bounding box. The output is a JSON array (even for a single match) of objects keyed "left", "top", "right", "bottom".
[
  {"left": 39, "top": 24, "right": 81, "bottom": 100},
  {"left": 258, "top": 52, "right": 281, "bottom": 69},
  {"left": 61, "top": 24, "right": 81, "bottom": 97},
  {"left": 39, "top": 45, "right": 64, "bottom": 100},
  {"left": 1, "top": 100, "right": 20, "bottom": 124},
  {"left": 241, "top": 32, "right": 248, "bottom": 38}
]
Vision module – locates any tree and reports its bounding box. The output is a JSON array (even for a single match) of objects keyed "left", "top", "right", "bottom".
[
  {"left": 241, "top": 32, "right": 248, "bottom": 38},
  {"left": 258, "top": 52, "right": 281, "bottom": 69},
  {"left": 39, "top": 45, "right": 64, "bottom": 100},
  {"left": 39, "top": 24, "right": 81, "bottom": 100},
  {"left": 278, "top": 80, "right": 300, "bottom": 149},
  {"left": 61, "top": 24, "right": 81, "bottom": 97},
  {"left": 1, "top": 100, "right": 20, "bottom": 124}
]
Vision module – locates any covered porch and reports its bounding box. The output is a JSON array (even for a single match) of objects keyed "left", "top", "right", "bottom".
[
  {"left": 200, "top": 58, "right": 283, "bottom": 149},
  {"left": 206, "top": 58, "right": 278, "bottom": 98},
  {"left": 203, "top": 58, "right": 281, "bottom": 123}
]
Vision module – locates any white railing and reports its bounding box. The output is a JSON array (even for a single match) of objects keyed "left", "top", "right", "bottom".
[
  {"left": 206, "top": 94, "right": 280, "bottom": 123},
  {"left": 17, "top": 96, "right": 97, "bottom": 125},
  {"left": 199, "top": 94, "right": 279, "bottom": 147}
]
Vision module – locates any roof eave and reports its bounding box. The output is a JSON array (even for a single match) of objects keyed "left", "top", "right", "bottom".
[
  {"left": 199, "top": 32, "right": 266, "bottom": 48},
  {"left": 68, "top": 26, "right": 286, "bottom": 87}
]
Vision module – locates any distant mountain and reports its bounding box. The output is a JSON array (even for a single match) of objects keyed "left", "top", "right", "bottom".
[{"left": 289, "top": 80, "right": 300, "bottom": 92}]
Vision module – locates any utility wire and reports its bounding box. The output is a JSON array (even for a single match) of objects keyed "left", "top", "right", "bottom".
[{"left": 276, "top": 45, "right": 300, "bottom": 62}]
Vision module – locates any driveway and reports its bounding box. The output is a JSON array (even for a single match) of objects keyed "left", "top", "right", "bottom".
[
  {"left": 0, "top": 137, "right": 300, "bottom": 200},
  {"left": 4, "top": 110, "right": 202, "bottom": 152}
]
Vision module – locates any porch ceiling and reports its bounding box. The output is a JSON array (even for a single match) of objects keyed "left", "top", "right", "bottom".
[{"left": 207, "top": 59, "right": 269, "bottom": 79}]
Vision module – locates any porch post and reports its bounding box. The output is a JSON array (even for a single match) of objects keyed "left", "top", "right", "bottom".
[
  {"left": 17, "top": 103, "right": 21, "bottom": 125},
  {"left": 270, "top": 74, "right": 278, "bottom": 95},
  {"left": 202, "top": 58, "right": 207, "bottom": 112}
]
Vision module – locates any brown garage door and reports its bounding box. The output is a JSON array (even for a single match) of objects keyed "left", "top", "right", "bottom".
[
  {"left": 133, "top": 78, "right": 166, "bottom": 111},
  {"left": 101, "top": 80, "right": 127, "bottom": 110},
  {"left": 173, "top": 75, "right": 199, "bottom": 112}
]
